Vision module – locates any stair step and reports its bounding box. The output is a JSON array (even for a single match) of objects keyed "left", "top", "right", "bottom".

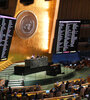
[
  {"left": 9, "top": 80, "right": 23, "bottom": 81},
  {"left": 8, "top": 83, "right": 23, "bottom": 86},
  {"left": 8, "top": 84, "right": 22, "bottom": 86},
  {"left": 8, "top": 85, "right": 22, "bottom": 87},
  {"left": 8, "top": 86, "right": 24, "bottom": 88},
  {"left": 8, "top": 82, "right": 23, "bottom": 84},
  {"left": 8, "top": 79, "right": 24, "bottom": 87},
  {"left": 8, "top": 86, "right": 23, "bottom": 88}
]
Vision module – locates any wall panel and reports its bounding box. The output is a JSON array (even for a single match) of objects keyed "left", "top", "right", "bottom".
[{"left": 58, "top": 0, "right": 90, "bottom": 19}]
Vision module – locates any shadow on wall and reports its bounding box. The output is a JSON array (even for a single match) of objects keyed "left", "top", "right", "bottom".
[{"left": 0, "top": 0, "right": 18, "bottom": 17}]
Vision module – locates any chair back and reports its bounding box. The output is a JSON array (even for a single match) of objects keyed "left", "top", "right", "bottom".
[
  {"left": 56, "top": 91, "right": 62, "bottom": 97},
  {"left": 48, "top": 92, "right": 53, "bottom": 98}
]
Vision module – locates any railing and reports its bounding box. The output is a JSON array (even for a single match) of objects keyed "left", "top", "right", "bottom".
[{"left": 0, "top": 57, "right": 13, "bottom": 72}]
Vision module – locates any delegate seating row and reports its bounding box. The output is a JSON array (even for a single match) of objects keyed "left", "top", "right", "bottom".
[
  {"left": 54, "top": 78, "right": 86, "bottom": 87},
  {"left": 0, "top": 78, "right": 90, "bottom": 100}
]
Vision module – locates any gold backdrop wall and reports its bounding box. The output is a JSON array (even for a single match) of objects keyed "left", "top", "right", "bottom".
[{"left": 8, "top": 0, "right": 56, "bottom": 62}]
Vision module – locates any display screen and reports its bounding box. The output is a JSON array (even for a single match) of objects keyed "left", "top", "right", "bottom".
[
  {"left": 55, "top": 20, "right": 81, "bottom": 53},
  {"left": 0, "top": 15, "right": 16, "bottom": 61},
  {"left": 46, "top": 90, "right": 50, "bottom": 93}
]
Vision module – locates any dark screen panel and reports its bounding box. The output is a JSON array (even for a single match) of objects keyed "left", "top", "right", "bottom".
[
  {"left": 0, "top": 15, "right": 16, "bottom": 61},
  {"left": 56, "top": 21, "right": 66, "bottom": 53},
  {"left": 20, "top": 0, "right": 34, "bottom": 5},
  {"left": 55, "top": 20, "right": 81, "bottom": 53},
  {"left": 70, "top": 22, "right": 81, "bottom": 51}
]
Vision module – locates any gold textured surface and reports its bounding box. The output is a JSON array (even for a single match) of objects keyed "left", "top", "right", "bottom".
[{"left": 8, "top": 0, "right": 56, "bottom": 62}]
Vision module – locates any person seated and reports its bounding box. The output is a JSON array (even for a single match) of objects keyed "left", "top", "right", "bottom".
[
  {"left": 85, "top": 85, "right": 90, "bottom": 95},
  {"left": 77, "top": 85, "right": 83, "bottom": 94},
  {"left": 36, "top": 93, "right": 43, "bottom": 99},
  {"left": 31, "top": 55, "right": 35, "bottom": 59},
  {"left": 79, "top": 87, "right": 85, "bottom": 98},
  {"left": 65, "top": 81, "right": 70, "bottom": 90},
  {"left": 22, "top": 89, "right": 27, "bottom": 96},
  {"left": 28, "top": 86, "right": 34, "bottom": 92},
  {"left": 78, "top": 79, "right": 83, "bottom": 85},
  {"left": 75, "top": 96, "right": 81, "bottom": 100},
  {"left": 50, "top": 87, "right": 55, "bottom": 94},
  {"left": 48, "top": 92, "right": 53, "bottom": 98},
  {"left": 68, "top": 82, "right": 73, "bottom": 94},
  {"left": 55, "top": 91, "right": 62, "bottom": 97},
  {"left": 74, "top": 80, "right": 79, "bottom": 85},
  {"left": 53, "top": 87, "right": 60, "bottom": 96},
  {"left": 35, "top": 84, "right": 41, "bottom": 91},
  {"left": 36, "top": 55, "right": 40, "bottom": 58},
  {"left": 8, "top": 86, "right": 12, "bottom": 94},
  {"left": 12, "top": 92, "right": 18, "bottom": 99},
  {"left": 67, "top": 98, "right": 72, "bottom": 100},
  {"left": 82, "top": 79, "right": 87, "bottom": 84},
  {"left": 69, "top": 64, "right": 73, "bottom": 68},
  {"left": 60, "top": 81, "right": 65, "bottom": 93},
  {"left": 87, "top": 91, "right": 90, "bottom": 100},
  {"left": 71, "top": 81, "right": 74, "bottom": 86}
]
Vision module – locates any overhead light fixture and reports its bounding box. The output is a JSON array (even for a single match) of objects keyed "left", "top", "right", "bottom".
[
  {"left": 20, "top": 0, "right": 34, "bottom": 5},
  {"left": 45, "top": 0, "right": 52, "bottom": 1}
]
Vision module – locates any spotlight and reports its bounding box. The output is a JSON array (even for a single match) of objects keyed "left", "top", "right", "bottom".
[
  {"left": 20, "top": 0, "right": 34, "bottom": 5},
  {"left": 45, "top": 0, "right": 51, "bottom": 1}
]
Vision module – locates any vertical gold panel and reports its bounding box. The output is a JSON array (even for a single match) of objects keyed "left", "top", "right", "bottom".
[
  {"left": 49, "top": 0, "right": 60, "bottom": 53},
  {"left": 9, "top": 0, "right": 56, "bottom": 62}
]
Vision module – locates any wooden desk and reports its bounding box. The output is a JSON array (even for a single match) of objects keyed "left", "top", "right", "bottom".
[
  {"left": 11, "top": 90, "right": 46, "bottom": 98},
  {"left": 4, "top": 85, "right": 42, "bottom": 91},
  {"left": 72, "top": 82, "right": 90, "bottom": 91},
  {"left": 54, "top": 78, "right": 84, "bottom": 87},
  {"left": 27, "top": 90, "right": 46, "bottom": 96},
  {"left": 43, "top": 94, "right": 78, "bottom": 100},
  {"left": 46, "top": 63, "right": 61, "bottom": 76},
  {"left": 50, "top": 63, "right": 60, "bottom": 67}
]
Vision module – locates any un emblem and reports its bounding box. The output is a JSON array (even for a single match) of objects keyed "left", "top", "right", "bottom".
[{"left": 15, "top": 10, "right": 37, "bottom": 39}]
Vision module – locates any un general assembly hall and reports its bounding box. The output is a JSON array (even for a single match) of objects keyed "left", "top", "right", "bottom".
[{"left": 0, "top": 0, "right": 90, "bottom": 100}]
